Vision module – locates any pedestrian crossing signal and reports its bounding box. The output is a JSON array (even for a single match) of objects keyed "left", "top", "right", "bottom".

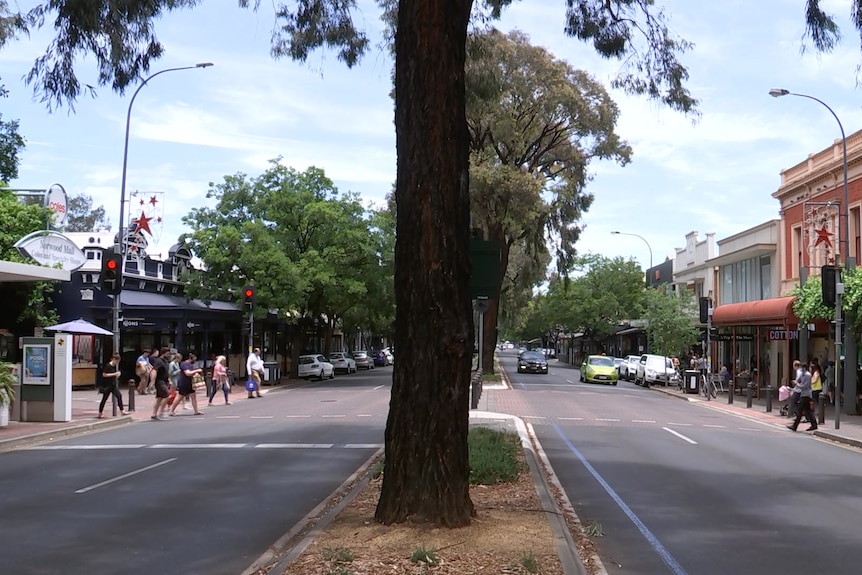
[{"left": 100, "top": 248, "right": 122, "bottom": 295}]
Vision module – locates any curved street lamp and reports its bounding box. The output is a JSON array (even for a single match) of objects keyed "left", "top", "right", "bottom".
[
  {"left": 769, "top": 87, "right": 847, "bottom": 429},
  {"left": 610, "top": 230, "right": 653, "bottom": 269},
  {"left": 112, "top": 63, "right": 214, "bottom": 354}
]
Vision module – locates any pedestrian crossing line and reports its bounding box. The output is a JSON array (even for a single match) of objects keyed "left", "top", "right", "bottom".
[
  {"left": 25, "top": 444, "right": 147, "bottom": 450},
  {"left": 151, "top": 443, "right": 247, "bottom": 449},
  {"left": 256, "top": 443, "right": 335, "bottom": 449}
]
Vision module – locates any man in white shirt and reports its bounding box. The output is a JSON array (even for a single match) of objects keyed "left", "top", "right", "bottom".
[{"left": 246, "top": 347, "right": 264, "bottom": 399}]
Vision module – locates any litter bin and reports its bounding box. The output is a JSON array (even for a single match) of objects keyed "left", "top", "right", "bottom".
[
  {"left": 262, "top": 361, "right": 280, "bottom": 385},
  {"left": 683, "top": 370, "right": 699, "bottom": 394}
]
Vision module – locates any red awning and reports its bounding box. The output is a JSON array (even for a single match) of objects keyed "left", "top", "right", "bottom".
[{"left": 711, "top": 296, "right": 798, "bottom": 327}]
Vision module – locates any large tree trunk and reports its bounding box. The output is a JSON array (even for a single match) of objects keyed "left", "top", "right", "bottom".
[
  {"left": 480, "top": 228, "right": 510, "bottom": 373},
  {"left": 375, "top": 0, "right": 475, "bottom": 527}
]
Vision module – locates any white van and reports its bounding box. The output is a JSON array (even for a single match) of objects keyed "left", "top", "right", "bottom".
[{"left": 635, "top": 354, "right": 675, "bottom": 387}]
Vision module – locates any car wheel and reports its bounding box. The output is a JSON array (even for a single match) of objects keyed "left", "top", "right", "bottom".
[
  {"left": 612, "top": 381, "right": 617, "bottom": 386},
  {"left": 329, "top": 369, "right": 335, "bottom": 379},
  {"left": 318, "top": 370, "right": 324, "bottom": 381}
]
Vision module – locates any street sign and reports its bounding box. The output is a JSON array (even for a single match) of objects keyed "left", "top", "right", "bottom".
[{"left": 470, "top": 239, "right": 501, "bottom": 298}]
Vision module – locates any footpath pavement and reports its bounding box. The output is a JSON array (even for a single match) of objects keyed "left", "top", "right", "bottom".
[{"left": 0, "top": 381, "right": 290, "bottom": 451}]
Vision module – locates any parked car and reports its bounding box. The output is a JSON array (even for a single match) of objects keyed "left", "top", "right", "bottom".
[
  {"left": 580, "top": 355, "right": 619, "bottom": 385},
  {"left": 297, "top": 354, "right": 335, "bottom": 380},
  {"left": 517, "top": 350, "right": 548, "bottom": 374},
  {"left": 329, "top": 351, "right": 357, "bottom": 374},
  {"left": 373, "top": 350, "right": 390, "bottom": 367},
  {"left": 353, "top": 351, "right": 374, "bottom": 370},
  {"left": 635, "top": 354, "right": 675, "bottom": 387},
  {"left": 620, "top": 355, "right": 641, "bottom": 381}
]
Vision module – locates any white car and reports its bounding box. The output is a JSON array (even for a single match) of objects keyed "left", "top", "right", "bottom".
[
  {"left": 329, "top": 351, "right": 357, "bottom": 374},
  {"left": 298, "top": 354, "right": 335, "bottom": 380},
  {"left": 635, "top": 354, "right": 675, "bottom": 387},
  {"left": 620, "top": 355, "right": 641, "bottom": 381}
]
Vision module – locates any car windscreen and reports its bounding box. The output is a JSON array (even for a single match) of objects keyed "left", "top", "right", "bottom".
[
  {"left": 521, "top": 352, "right": 545, "bottom": 361},
  {"left": 588, "top": 357, "right": 614, "bottom": 367}
]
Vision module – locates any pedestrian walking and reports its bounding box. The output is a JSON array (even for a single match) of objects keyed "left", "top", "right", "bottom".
[
  {"left": 135, "top": 347, "right": 153, "bottom": 394},
  {"left": 98, "top": 352, "right": 128, "bottom": 418},
  {"left": 170, "top": 352, "right": 204, "bottom": 416},
  {"left": 788, "top": 362, "right": 817, "bottom": 432},
  {"left": 208, "top": 355, "right": 231, "bottom": 406},
  {"left": 149, "top": 347, "right": 171, "bottom": 420},
  {"left": 825, "top": 360, "right": 836, "bottom": 405},
  {"left": 810, "top": 358, "right": 823, "bottom": 405},
  {"left": 246, "top": 347, "right": 264, "bottom": 399}
]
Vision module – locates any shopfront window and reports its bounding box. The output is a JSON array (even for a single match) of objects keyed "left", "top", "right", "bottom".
[{"left": 720, "top": 255, "right": 773, "bottom": 305}]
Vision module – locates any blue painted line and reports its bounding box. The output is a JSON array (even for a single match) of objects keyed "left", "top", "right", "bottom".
[{"left": 553, "top": 424, "right": 688, "bottom": 575}]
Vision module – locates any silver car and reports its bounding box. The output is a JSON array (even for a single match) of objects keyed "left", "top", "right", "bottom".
[{"left": 353, "top": 351, "right": 374, "bottom": 370}]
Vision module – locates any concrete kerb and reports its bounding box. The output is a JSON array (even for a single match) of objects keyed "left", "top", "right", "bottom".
[
  {"left": 0, "top": 416, "right": 132, "bottom": 452},
  {"left": 472, "top": 410, "right": 590, "bottom": 575}
]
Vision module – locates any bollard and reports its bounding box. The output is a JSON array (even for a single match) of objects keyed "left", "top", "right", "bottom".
[
  {"left": 818, "top": 395, "right": 826, "bottom": 425},
  {"left": 112, "top": 393, "right": 118, "bottom": 417},
  {"left": 765, "top": 386, "right": 772, "bottom": 413},
  {"left": 127, "top": 379, "right": 136, "bottom": 412},
  {"left": 728, "top": 385, "right": 734, "bottom": 404},
  {"left": 470, "top": 370, "right": 483, "bottom": 409},
  {"left": 746, "top": 382, "right": 753, "bottom": 408}
]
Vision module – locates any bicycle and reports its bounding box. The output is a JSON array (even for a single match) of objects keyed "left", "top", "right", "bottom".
[{"left": 700, "top": 373, "right": 717, "bottom": 399}]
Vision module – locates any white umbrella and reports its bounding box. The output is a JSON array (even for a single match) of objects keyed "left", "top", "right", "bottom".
[{"left": 44, "top": 318, "right": 113, "bottom": 336}]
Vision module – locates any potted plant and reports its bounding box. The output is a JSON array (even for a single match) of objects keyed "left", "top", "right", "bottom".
[{"left": 0, "top": 361, "right": 16, "bottom": 428}]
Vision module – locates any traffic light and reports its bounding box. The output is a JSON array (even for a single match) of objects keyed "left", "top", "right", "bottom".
[
  {"left": 100, "top": 248, "right": 122, "bottom": 295},
  {"left": 699, "top": 297, "right": 711, "bottom": 324},
  {"left": 822, "top": 265, "right": 837, "bottom": 307},
  {"left": 242, "top": 285, "right": 256, "bottom": 313}
]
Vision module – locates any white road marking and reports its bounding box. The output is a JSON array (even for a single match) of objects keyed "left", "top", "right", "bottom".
[
  {"left": 26, "top": 444, "right": 146, "bottom": 450},
  {"left": 559, "top": 417, "right": 583, "bottom": 421},
  {"left": 256, "top": 443, "right": 334, "bottom": 449},
  {"left": 322, "top": 414, "right": 347, "bottom": 418},
  {"left": 215, "top": 415, "right": 241, "bottom": 419},
  {"left": 596, "top": 418, "right": 621, "bottom": 422},
  {"left": 344, "top": 444, "right": 384, "bottom": 449},
  {"left": 703, "top": 424, "right": 726, "bottom": 428},
  {"left": 632, "top": 420, "right": 656, "bottom": 423},
  {"left": 522, "top": 416, "right": 546, "bottom": 419},
  {"left": 738, "top": 427, "right": 764, "bottom": 432},
  {"left": 357, "top": 414, "right": 372, "bottom": 417},
  {"left": 76, "top": 458, "right": 176, "bottom": 494},
  {"left": 666, "top": 422, "right": 693, "bottom": 426},
  {"left": 372, "top": 385, "right": 385, "bottom": 391},
  {"left": 285, "top": 415, "right": 311, "bottom": 418},
  {"left": 566, "top": 379, "right": 574, "bottom": 384},
  {"left": 663, "top": 427, "right": 698, "bottom": 445},
  {"left": 150, "top": 444, "right": 247, "bottom": 449},
  {"left": 250, "top": 416, "right": 274, "bottom": 419}
]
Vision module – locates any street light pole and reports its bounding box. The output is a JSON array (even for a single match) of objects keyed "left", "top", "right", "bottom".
[
  {"left": 769, "top": 87, "right": 848, "bottom": 429},
  {"left": 610, "top": 230, "right": 653, "bottom": 269},
  {"left": 112, "top": 63, "right": 214, "bottom": 356}
]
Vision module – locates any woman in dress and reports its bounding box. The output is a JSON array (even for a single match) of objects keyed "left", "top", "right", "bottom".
[
  {"left": 207, "top": 355, "right": 231, "bottom": 406},
  {"left": 169, "top": 352, "right": 204, "bottom": 416}
]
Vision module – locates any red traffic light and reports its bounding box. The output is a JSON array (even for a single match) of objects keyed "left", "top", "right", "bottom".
[
  {"left": 244, "top": 288, "right": 254, "bottom": 298},
  {"left": 106, "top": 258, "right": 118, "bottom": 270}
]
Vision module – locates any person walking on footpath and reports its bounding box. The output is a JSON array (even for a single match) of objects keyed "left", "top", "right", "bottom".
[
  {"left": 149, "top": 347, "right": 171, "bottom": 420},
  {"left": 246, "top": 347, "right": 264, "bottom": 399},
  {"left": 788, "top": 362, "right": 817, "bottom": 432},
  {"left": 170, "top": 352, "right": 204, "bottom": 416},
  {"left": 810, "top": 358, "right": 823, "bottom": 406},
  {"left": 208, "top": 355, "right": 231, "bottom": 406},
  {"left": 98, "top": 352, "right": 128, "bottom": 418}
]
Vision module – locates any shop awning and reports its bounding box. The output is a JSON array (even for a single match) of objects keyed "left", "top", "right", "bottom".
[{"left": 711, "top": 296, "right": 798, "bottom": 327}]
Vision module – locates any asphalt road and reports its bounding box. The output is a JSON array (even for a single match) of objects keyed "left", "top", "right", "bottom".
[
  {"left": 500, "top": 350, "right": 862, "bottom": 575},
  {"left": 0, "top": 368, "right": 393, "bottom": 575}
]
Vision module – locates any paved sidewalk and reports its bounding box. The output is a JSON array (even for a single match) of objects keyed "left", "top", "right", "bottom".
[{"left": 0, "top": 380, "right": 294, "bottom": 451}]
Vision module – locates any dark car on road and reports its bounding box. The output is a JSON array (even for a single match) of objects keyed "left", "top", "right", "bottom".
[{"left": 517, "top": 350, "right": 549, "bottom": 374}]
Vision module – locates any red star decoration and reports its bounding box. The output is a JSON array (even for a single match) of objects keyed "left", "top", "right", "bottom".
[
  {"left": 149, "top": 195, "right": 159, "bottom": 207},
  {"left": 132, "top": 211, "right": 153, "bottom": 237},
  {"left": 813, "top": 225, "right": 833, "bottom": 248},
  {"left": 156, "top": 217, "right": 163, "bottom": 223},
  {"left": 139, "top": 198, "right": 145, "bottom": 206}
]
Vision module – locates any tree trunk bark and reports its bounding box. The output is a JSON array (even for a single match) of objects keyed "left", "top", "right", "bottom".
[{"left": 375, "top": 0, "right": 475, "bottom": 527}]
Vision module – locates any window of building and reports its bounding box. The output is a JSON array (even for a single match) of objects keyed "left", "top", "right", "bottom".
[
  {"left": 792, "top": 225, "right": 803, "bottom": 278},
  {"left": 851, "top": 205, "right": 860, "bottom": 263},
  {"left": 760, "top": 256, "right": 771, "bottom": 300}
]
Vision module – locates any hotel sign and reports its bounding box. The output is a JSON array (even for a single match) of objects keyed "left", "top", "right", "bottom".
[{"left": 14, "top": 230, "right": 86, "bottom": 271}]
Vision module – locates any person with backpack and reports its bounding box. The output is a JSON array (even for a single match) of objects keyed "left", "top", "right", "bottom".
[{"left": 98, "top": 352, "right": 128, "bottom": 418}]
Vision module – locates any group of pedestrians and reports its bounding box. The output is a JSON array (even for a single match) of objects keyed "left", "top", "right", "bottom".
[
  {"left": 97, "top": 347, "right": 264, "bottom": 420},
  {"left": 786, "top": 358, "right": 821, "bottom": 432}
]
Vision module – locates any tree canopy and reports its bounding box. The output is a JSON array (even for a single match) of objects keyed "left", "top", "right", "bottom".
[{"left": 65, "top": 193, "right": 111, "bottom": 232}]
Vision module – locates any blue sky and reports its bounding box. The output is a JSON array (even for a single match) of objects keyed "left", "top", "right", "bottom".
[{"left": 4, "top": 0, "right": 862, "bottom": 271}]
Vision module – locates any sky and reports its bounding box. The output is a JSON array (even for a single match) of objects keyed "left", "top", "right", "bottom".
[{"left": 4, "top": 0, "right": 862, "bottom": 272}]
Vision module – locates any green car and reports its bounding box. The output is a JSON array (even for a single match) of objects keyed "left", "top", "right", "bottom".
[{"left": 579, "top": 355, "right": 619, "bottom": 385}]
